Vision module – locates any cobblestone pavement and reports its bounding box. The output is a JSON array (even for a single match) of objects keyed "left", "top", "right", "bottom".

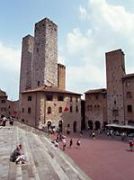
[
  {"left": 61, "top": 132, "right": 134, "bottom": 180},
  {"left": 0, "top": 124, "right": 91, "bottom": 180}
]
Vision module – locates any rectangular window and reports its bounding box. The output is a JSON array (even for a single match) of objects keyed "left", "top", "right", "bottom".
[
  {"left": 76, "top": 97, "right": 79, "bottom": 102},
  {"left": 76, "top": 106, "right": 79, "bottom": 112},
  {"left": 1, "top": 100, "right": 6, "bottom": 103},
  {"left": 46, "top": 95, "right": 53, "bottom": 101},
  {"left": 28, "top": 107, "right": 31, "bottom": 114},
  {"left": 28, "top": 96, "right": 32, "bottom": 101},
  {"left": 22, "top": 108, "right": 24, "bottom": 113},
  {"left": 58, "top": 95, "right": 64, "bottom": 101},
  {"left": 126, "top": 92, "right": 132, "bottom": 99},
  {"left": 127, "top": 105, "right": 132, "bottom": 113},
  {"left": 70, "top": 106, "right": 72, "bottom": 113}
]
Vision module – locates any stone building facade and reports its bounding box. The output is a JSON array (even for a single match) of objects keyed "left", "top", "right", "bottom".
[
  {"left": 123, "top": 74, "right": 134, "bottom": 125},
  {"left": 20, "top": 86, "right": 81, "bottom": 133},
  {"left": 85, "top": 89, "right": 107, "bottom": 130},
  {"left": 106, "top": 49, "right": 126, "bottom": 124},
  {"left": 19, "top": 17, "right": 81, "bottom": 132},
  {"left": 7, "top": 100, "right": 19, "bottom": 119},
  {"left": 19, "top": 35, "right": 34, "bottom": 93},
  {"left": 85, "top": 49, "right": 134, "bottom": 129},
  {"left": 0, "top": 89, "right": 19, "bottom": 119},
  {"left": 0, "top": 89, "right": 8, "bottom": 117}
]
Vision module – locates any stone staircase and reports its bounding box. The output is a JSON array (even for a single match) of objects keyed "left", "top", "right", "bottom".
[{"left": 0, "top": 123, "right": 91, "bottom": 180}]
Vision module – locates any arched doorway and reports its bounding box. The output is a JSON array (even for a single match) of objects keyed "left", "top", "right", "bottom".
[
  {"left": 47, "top": 121, "right": 52, "bottom": 128},
  {"left": 88, "top": 120, "right": 93, "bottom": 130},
  {"left": 95, "top": 121, "right": 101, "bottom": 130},
  {"left": 103, "top": 121, "right": 108, "bottom": 129},
  {"left": 73, "top": 121, "right": 77, "bottom": 132},
  {"left": 58, "top": 120, "right": 63, "bottom": 133}
]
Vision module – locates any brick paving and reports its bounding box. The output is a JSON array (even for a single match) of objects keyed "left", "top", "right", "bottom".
[{"left": 60, "top": 133, "right": 134, "bottom": 180}]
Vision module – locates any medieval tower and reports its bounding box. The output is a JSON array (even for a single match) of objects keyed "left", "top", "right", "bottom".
[
  {"left": 57, "top": 63, "right": 66, "bottom": 90},
  {"left": 106, "top": 49, "right": 126, "bottom": 124},
  {"left": 32, "top": 18, "right": 58, "bottom": 88},
  {"left": 19, "top": 35, "right": 34, "bottom": 93}
]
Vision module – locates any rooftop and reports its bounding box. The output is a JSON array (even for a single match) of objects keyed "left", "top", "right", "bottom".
[
  {"left": 122, "top": 73, "right": 134, "bottom": 80},
  {"left": 85, "top": 88, "right": 106, "bottom": 94},
  {"left": 22, "top": 85, "right": 81, "bottom": 96}
]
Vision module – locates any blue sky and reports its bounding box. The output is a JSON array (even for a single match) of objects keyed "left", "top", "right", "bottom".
[{"left": 0, "top": 0, "right": 134, "bottom": 100}]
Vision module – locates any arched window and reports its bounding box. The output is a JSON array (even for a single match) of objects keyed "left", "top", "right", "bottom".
[
  {"left": 73, "top": 121, "right": 77, "bottom": 132},
  {"left": 76, "top": 106, "right": 79, "bottom": 112},
  {"left": 28, "top": 107, "right": 31, "bottom": 114},
  {"left": 59, "top": 107, "right": 62, "bottom": 113},
  {"left": 47, "top": 107, "right": 51, "bottom": 114}
]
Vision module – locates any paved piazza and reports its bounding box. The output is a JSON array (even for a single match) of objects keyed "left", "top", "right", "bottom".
[{"left": 64, "top": 133, "right": 134, "bottom": 180}]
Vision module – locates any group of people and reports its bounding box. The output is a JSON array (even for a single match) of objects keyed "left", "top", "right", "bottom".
[
  {"left": 0, "top": 116, "right": 14, "bottom": 127},
  {"left": 62, "top": 138, "right": 81, "bottom": 151},
  {"left": 51, "top": 132, "right": 81, "bottom": 151},
  {"left": 10, "top": 144, "right": 26, "bottom": 164}
]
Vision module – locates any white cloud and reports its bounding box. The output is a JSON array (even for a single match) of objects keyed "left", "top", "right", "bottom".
[
  {"left": 0, "top": 42, "right": 20, "bottom": 100},
  {"left": 0, "top": 42, "right": 20, "bottom": 72},
  {"left": 63, "top": 0, "right": 134, "bottom": 94},
  {"left": 79, "top": 5, "right": 88, "bottom": 20}
]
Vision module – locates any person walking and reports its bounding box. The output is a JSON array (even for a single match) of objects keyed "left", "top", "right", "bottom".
[
  {"left": 62, "top": 138, "right": 66, "bottom": 151},
  {"left": 69, "top": 138, "right": 73, "bottom": 148},
  {"left": 76, "top": 139, "right": 80, "bottom": 148},
  {"left": 129, "top": 140, "right": 133, "bottom": 151}
]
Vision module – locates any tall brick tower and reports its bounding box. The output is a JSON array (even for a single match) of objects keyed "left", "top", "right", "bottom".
[
  {"left": 106, "top": 49, "right": 126, "bottom": 124},
  {"left": 19, "top": 35, "right": 34, "bottom": 93},
  {"left": 57, "top": 63, "right": 66, "bottom": 90},
  {"left": 32, "top": 18, "right": 58, "bottom": 88}
]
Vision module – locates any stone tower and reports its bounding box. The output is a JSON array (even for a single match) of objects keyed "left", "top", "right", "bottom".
[
  {"left": 32, "top": 18, "right": 58, "bottom": 88},
  {"left": 19, "top": 35, "right": 34, "bottom": 93},
  {"left": 57, "top": 63, "right": 66, "bottom": 90},
  {"left": 106, "top": 49, "right": 126, "bottom": 124}
]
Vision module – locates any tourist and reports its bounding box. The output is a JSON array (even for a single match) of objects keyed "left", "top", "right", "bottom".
[
  {"left": 69, "top": 138, "right": 73, "bottom": 148},
  {"left": 62, "top": 138, "right": 66, "bottom": 151},
  {"left": 9, "top": 117, "right": 14, "bottom": 126},
  {"left": 1, "top": 116, "right": 7, "bottom": 126},
  {"left": 10, "top": 144, "right": 26, "bottom": 164},
  {"left": 76, "top": 139, "right": 80, "bottom": 148},
  {"left": 92, "top": 131, "right": 96, "bottom": 139},
  {"left": 129, "top": 140, "right": 133, "bottom": 151}
]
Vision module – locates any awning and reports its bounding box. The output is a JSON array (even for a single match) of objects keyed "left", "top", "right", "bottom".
[{"left": 106, "top": 124, "right": 134, "bottom": 130}]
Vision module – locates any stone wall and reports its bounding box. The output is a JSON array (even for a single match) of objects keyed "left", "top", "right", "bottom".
[
  {"left": 85, "top": 91, "right": 107, "bottom": 129},
  {"left": 106, "top": 49, "right": 126, "bottom": 124},
  {"left": 32, "top": 18, "right": 58, "bottom": 88},
  {"left": 57, "top": 64, "right": 66, "bottom": 90},
  {"left": 19, "top": 35, "right": 34, "bottom": 93}
]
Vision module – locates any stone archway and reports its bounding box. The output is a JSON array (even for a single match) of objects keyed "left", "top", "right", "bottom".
[
  {"left": 47, "top": 121, "right": 52, "bottom": 129},
  {"left": 88, "top": 120, "right": 93, "bottom": 130},
  {"left": 73, "top": 121, "right": 77, "bottom": 133},
  {"left": 95, "top": 121, "right": 101, "bottom": 130}
]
